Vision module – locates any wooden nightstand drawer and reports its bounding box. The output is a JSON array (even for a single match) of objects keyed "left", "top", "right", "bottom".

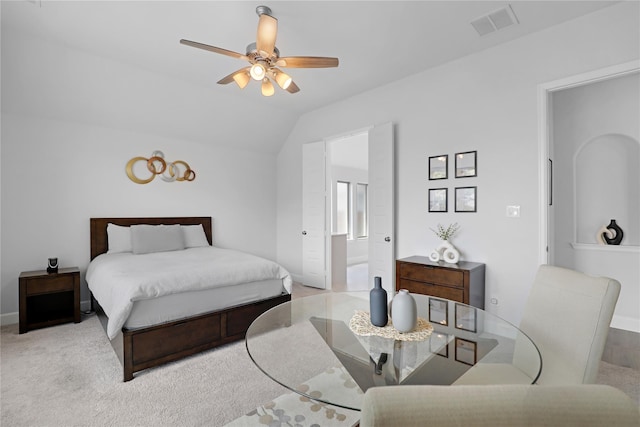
[
  {"left": 400, "top": 279, "right": 464, "bottom": 301},
  {"left": 399, "top": 263, "right": 464, "bottom": 288},
  {"left": 25, "top": 275, "right": 74, "bottom": 295}
]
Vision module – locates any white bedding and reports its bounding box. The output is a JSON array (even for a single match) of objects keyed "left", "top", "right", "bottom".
[{"left": 86, "top": 246, "right": 292, "bottom": 339}]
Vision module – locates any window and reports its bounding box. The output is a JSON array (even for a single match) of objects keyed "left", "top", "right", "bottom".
[
  {"left": 356, "top": 183, "right": 368, "bottom": 238},
  {"left": 335, "top": 181, "right": 350, "bottom": 237}
]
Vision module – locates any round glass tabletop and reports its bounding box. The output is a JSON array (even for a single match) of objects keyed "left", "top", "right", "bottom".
[{"left": 245, "top": 292, "right": 541, "bottom": 411}]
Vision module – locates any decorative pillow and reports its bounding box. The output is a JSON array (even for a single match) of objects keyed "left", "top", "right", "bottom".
[
  {"left": 182, "top": 225, "right": 210, "bottom": 248},
  {"left": 131, "top": 224, "right": 185, "bottom": 255},
  {"left": 106, "top": 223, "right": 132, "bottom": 254}
]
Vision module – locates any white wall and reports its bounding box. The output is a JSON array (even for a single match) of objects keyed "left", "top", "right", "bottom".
[
  {"left": 276, "top": 2, "right": 640, "bottom": 328},
  {"left": 1, "top": 33, "right": 279, "bottom": 322}
]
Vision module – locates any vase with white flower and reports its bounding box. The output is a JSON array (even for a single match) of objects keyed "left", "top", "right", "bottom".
[{"left": 429, "top": 223, "right": 461, "bottom": 264}]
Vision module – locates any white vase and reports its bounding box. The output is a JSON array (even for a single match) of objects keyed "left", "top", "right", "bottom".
[
  {"left": 430, "top": 240, "right": 460, "bottom": 263},
  {"left": 391, "top": 289, "right": 417, "bottom": 333},
  {"left": 441, "top": 240, "right": 460, "bottom": 264}
]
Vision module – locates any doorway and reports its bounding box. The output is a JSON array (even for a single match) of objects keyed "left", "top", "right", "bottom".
[
  {"left": 301, "top": 123, "right": 395, "bottom": 295},
  {"left": 539, "top": 60, "right": 639, "bottom": 333},
  {"left": 538, "top": 60, "right": 639, "bottom": 264},
  {"left": 329, "top": 131, "right": 370, "bottom": 292}
]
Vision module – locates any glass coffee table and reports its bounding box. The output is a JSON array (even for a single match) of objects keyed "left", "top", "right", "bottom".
[{"left": 245, "top": 292, "right": 541, "bottom": 411}]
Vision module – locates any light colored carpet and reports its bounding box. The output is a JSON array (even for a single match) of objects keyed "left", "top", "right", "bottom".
[
  {"left": 1, "top": 315, "right": 289, "bottom": 426},
  {"left": 2, "top": 307, "right": 639, "bottom": 426}
]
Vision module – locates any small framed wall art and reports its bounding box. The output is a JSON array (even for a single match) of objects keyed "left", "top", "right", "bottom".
[
  {"left": 455, "top": 303, "right": 477, "bottom": 333},
  {"left": 429, "top": 155, "right": 448, "bottom": 180},
  {"left": 429, "top": 297, "right": 449, "bottom": 326},
  {"left": 455, "top": 151, "right": 477, "bottom": 178},
  {"left": 455, "top": 186, "right": 477, "bottom": 212},
  {"left": 455, "top": 338, "right": 477, "bottom": 366},
  {"left": 429, "top": 188, "right": 448, "bottom": 212}
]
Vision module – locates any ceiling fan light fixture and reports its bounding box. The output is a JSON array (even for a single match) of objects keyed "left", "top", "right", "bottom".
[
  {"left": 261, "top": 78, "right": 275, "bottom": 96},
  {"left": 232, "top": 71, "right": 250, "bottom": 89},
  {"left": 274, "top": 70, "right": 292, "bottom": 90},
  {"left": 250, "top": 62, "right": 267, "bottom": 80},
  {"left": 181, "top": 5, "right": 339, "bottom": 96}
]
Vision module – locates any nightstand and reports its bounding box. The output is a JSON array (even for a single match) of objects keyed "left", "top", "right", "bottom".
[{"left": 19, "top": 267, "right": 81, "bottom": 334}]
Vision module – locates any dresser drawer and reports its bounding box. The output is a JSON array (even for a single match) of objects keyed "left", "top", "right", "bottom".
[
  {"left": 399, "top": 279, "right": 464, "bottom": 302},
  {"left": 399, "top": 263, "right": 464, "bottom": 288},
  {"left": 25, "top": 276, "right": 74, "bottom": 296}
]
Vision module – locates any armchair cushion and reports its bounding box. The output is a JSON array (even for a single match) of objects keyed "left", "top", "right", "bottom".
[{"left": 360, "top": 384, "right": 639, "bottom": 427}]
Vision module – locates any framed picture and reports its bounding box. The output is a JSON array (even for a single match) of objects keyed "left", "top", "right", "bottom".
[
  {"left": 430, "top": 333, "right": 449, "bottom": 358},
  {"left": 455, "top": 303, "right": 477, "bottom": 333},
  {"left": 455, "top": 186, "right": 477, "bottom": 212},
  {"left": 429, "top": 297, "right": 449, "bottom": 326},
  {"left": 429, "top": 155, "right": 448, "bottom": 180},
  {"left": 429, "top": 188, "right": 448, "bottom": 212},
  {"left": 455, "top": 338, "right": 477, "bottom": 366},
  {"left": 455, "top": 151, "right": 477, "bottom": 178}
]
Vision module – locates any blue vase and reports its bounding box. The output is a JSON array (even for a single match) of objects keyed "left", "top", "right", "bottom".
[
  {"left": 370, "top": 276, "right": 388, "bottom": 327},
  {"left": 391, "top": 289, "right": 417, "bottom": 333}
]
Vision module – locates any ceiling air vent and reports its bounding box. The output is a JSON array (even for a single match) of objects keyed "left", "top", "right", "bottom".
[{"left": 471, "top": 5, "right": 519, "bottom": 37}]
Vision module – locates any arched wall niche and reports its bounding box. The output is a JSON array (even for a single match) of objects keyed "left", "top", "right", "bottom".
[{"left": 574, "top": 133, "right": 639, "bottom": 245}]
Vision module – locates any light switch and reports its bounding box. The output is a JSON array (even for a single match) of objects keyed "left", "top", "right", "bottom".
[{"left": 506, "top": 205, "right": 520, "bottom": 218}]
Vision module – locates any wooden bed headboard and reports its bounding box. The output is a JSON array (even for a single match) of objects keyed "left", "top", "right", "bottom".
[{"left": 90, "top": 217, "right": 213, "bottom": 260}]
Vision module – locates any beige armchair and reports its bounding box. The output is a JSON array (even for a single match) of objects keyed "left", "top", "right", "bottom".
[
  {"left": 359, "top": 384, "right": 640, "bottom": 427},
  {"left": 454, "top": 264, "right": 620, "bottom": 385}
]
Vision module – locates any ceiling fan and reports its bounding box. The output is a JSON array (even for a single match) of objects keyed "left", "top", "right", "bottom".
[{"left": 180, "top": 5, "right": 339, "bottom": 96}]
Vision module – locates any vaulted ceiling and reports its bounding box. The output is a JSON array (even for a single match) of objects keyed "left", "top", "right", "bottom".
[{"left": 1, "top": 1, "right": 617, "bottom": 153}]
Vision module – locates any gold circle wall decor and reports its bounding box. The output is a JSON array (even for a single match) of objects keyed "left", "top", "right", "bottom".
[
  {"left": 146, "top": 156, "right": 167, "bottom": 174},
  {"left": 126, "top": 151, "right": 196, "bottom": 184}
]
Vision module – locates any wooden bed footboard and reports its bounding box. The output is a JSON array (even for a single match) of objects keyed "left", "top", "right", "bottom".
[{"left": 94, "top": 293, "right": 291, "bottom": 381}]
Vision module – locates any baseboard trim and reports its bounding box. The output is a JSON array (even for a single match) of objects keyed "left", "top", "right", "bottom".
[
  {"left": 611, "top": 314, "right": 640, "bottom": 333},
  {"left": 1, "top": 312, "right": 18, "bottom": 326}
]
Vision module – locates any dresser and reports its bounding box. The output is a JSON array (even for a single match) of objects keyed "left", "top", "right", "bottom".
[{"left": 395, "top": 256, "right": 486, "bottom": 309}]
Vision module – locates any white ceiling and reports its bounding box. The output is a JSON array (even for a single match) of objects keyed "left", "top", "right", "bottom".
[{"left": 2, "top": 1, "right": 618, "bottom": 153}]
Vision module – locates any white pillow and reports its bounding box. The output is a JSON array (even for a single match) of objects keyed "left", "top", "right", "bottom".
[
  {"left": 106, "top": 223, "right": 132, "bottom": 254},
  {"left": 131, "top": 224, "right": 185, "bottom": 255},
  {"left": 182, "top": 225, "right": 210, "bottom": 248}
]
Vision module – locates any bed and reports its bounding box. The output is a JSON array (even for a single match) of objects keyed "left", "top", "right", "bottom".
[{"left": 87, "top": 217, "right": 292, "bottom": 382}]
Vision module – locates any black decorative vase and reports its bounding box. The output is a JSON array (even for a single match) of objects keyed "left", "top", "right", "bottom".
[
  {"left": 370, "top": 276, "right": 388, "bottom": 327},
  {"left": 46, "top": 257, "right": 59, "bottom": 274},
  {"left": 603, "top": 219, "right": 624, "bottom": 245}
]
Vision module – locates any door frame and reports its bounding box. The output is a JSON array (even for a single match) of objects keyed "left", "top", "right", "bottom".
[{"left": 537, "top": 60, "right": 640, "bottom": 265}]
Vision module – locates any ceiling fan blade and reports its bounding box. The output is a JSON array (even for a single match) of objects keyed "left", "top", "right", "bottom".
[
  {"left": 286, "top": 80, "right": 300, "bottom": 94},
  {"left": 256, "top": 14, "right": 277, "bottom": 58},
  {"left": 180, "top": 39, "right": 248, "bottom": 61},
  {"left": 276, "top": 56, "right": 339, "bottom": 68},
  {"left": 217, "top": 67, "right": 251, "bottom": 85}
]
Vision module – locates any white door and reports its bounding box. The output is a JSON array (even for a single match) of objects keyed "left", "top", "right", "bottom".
[
  {"left": 368, "top": 122, "right": 395, "bottom": 296},
  {"left": 302, "top": 141, "right": 326, "bottom": 289}
]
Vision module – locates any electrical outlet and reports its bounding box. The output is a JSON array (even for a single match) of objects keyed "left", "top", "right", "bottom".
[
  {"left": 490, "top": 298, "right": 498, "bottom": 305},
  {"left": 506, "top": 205, "right": 520, "bottom": 218}
]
